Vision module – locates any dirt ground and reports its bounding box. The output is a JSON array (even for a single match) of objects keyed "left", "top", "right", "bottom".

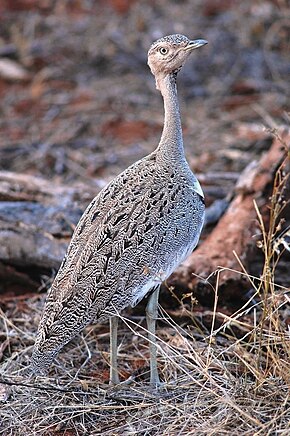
[
  {"left": 0, "top": 1, "right": 289, "bottom": 435},
  {"left": 0, "top": 1, "right": 288, "bottom": 182}
]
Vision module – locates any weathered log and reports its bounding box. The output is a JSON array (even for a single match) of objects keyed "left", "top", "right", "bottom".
[
  {"left": 0, "top": 201, "right": 81, "bottom": 270},
  {"left": 0, "top": 171, "right": 98, "bottom": 204},
  {"left": 170, "top": 133, "right": 288, "bottom": 302},
  {"left": 0, "top": 172, "right": 100, "bottom": 292}
]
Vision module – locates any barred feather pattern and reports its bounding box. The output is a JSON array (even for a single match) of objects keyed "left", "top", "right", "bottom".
[{"left": 31, "top": 34, "right": 206, "bottom": 374}]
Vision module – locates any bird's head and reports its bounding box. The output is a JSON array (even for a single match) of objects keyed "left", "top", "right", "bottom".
[{"left": 147, "top": 34, "right": 207, "bottom": 90}]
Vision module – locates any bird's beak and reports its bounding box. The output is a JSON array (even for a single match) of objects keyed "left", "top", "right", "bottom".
[{"left": 185, "top": 39, "right": 208, "bottom": 51}]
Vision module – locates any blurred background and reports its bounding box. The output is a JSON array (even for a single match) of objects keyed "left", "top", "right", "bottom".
[{"left": 0, "top": 0, "right": 289, "bottom": 186}]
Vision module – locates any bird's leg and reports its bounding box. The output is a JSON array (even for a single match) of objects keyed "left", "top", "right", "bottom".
[
  {"left": 146, "top": 286, "right": 161, "bottom": 386},
  {"left": 109, "top": 315, "right": 120, "bottom": 384}
]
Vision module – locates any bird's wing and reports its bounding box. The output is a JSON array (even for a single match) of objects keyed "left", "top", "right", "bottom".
[{"left": 45, "top": 152, "right": 162, "bottom": 306}]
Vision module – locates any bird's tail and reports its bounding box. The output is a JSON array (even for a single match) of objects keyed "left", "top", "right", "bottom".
[{"left": 30, "top": 346, "right": 57, "bottom": 376}]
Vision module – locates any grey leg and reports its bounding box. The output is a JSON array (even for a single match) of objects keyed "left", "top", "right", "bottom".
[
  {"left": 109, "top": 315, "right": 120, "bottom": 384},
  {"left": 146, "top": 286, "right": 161, "bottom": 386}
]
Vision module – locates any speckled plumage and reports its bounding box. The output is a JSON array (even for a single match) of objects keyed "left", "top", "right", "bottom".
[
  {"left": 31, "top": 34, "right": 207, "bottom": 379},
  {"left": 149, "top": 34, "right": 190, "bottom": 53}
]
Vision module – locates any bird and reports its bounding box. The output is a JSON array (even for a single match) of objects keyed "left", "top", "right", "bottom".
[{"left": 31, "top": 34, "right": 207, "bottom": 386}]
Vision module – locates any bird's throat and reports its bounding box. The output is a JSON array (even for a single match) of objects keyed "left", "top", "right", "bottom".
[{"left": 157, "top": 73, "right": 185, "bottom": 163}]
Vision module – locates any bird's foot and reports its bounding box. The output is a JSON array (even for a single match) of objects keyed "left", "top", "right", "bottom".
[{"left": 149, "top": 374, "right": 164, "bottom": 389}]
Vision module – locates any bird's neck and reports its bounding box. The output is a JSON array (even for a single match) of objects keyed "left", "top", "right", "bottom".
[{"left": 157, "top": 72, "right": 185, "bottom": 163}]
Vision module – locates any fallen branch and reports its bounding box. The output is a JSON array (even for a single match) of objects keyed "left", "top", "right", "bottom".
[
  {"left": 0, "top": 172, "right": 99, "bottom": 291},
  {"left": 170, "top": 132, "right": 289, "bottom": 301}
]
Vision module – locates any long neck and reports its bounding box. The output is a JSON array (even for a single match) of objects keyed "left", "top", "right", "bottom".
[{"left": 157, "top": 73, "right": 185, "bottom": 163}]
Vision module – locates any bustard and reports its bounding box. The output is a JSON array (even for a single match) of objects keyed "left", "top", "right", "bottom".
[{"left": 31, "top": 34, "right": 207, "bottom": 385}]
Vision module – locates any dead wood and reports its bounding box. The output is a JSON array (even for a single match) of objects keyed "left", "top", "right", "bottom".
[
  {"left": 170, "top": 133, "right": 288, "bottom": 302},
  {"left": 0, "top": 172, "right": 99, "bottom": 292},
  {"left": 0, "top": 171, "right": 97, "bottom": 204}
]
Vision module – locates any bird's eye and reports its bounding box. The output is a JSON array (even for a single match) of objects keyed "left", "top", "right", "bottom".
[{"left": 159, "top": 47, "right": 168, "bottom": 55}]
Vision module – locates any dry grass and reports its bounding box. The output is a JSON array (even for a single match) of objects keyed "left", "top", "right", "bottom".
[
  {"left": 0, "top": 294, "right": 289, "bottom": 436},
  {"left": 0, "top": 138, "right": 289, "bottom": 435}
]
